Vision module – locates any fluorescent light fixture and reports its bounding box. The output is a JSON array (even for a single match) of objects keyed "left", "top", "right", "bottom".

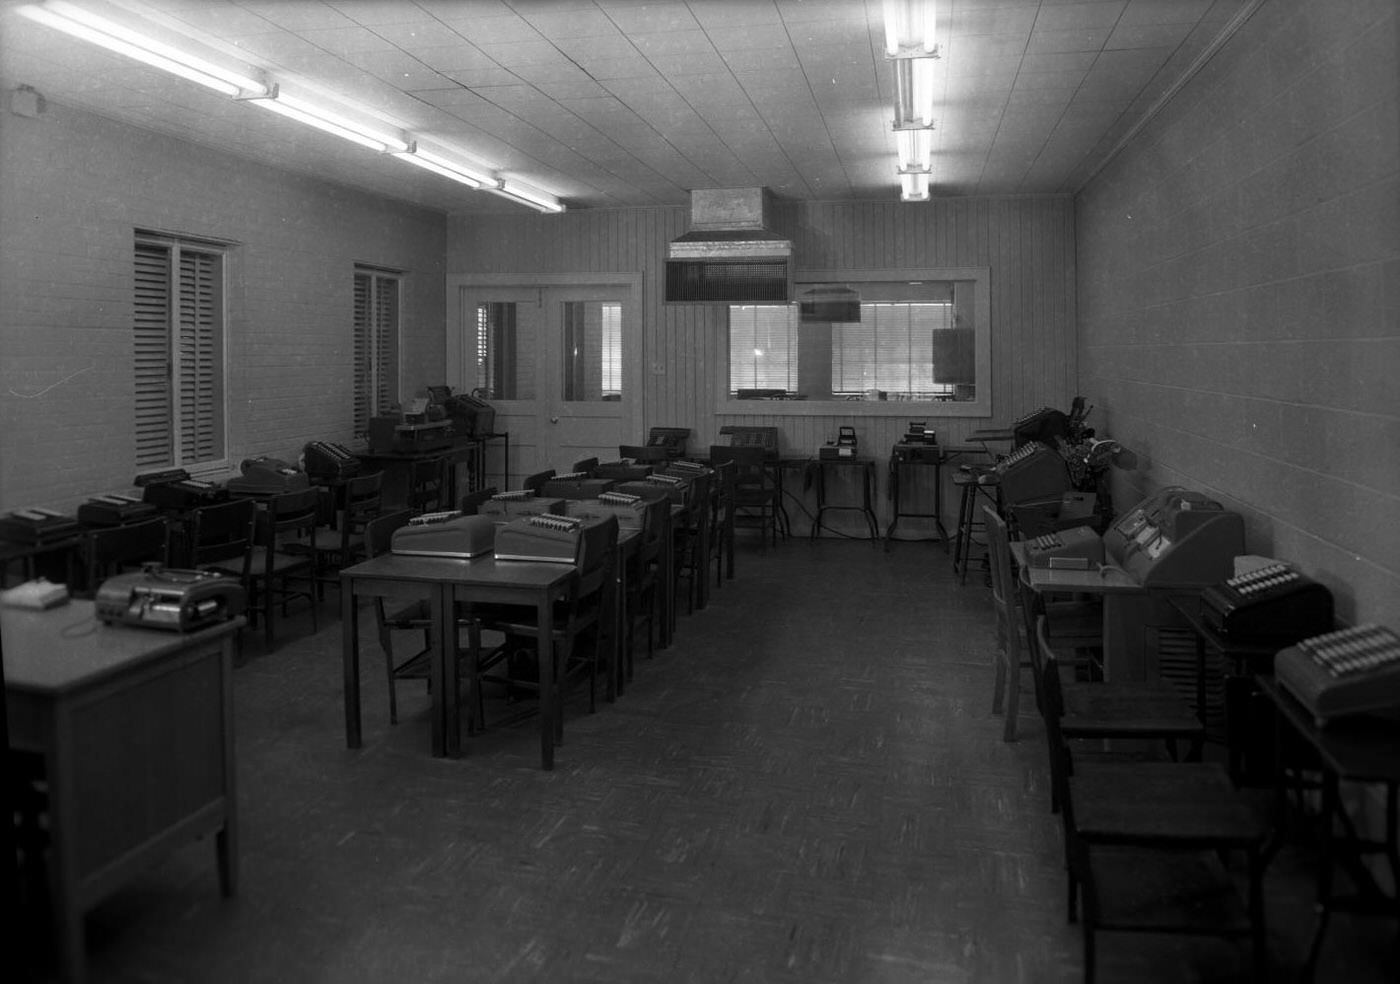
[
  {"left": 491, "top": 179, "right": 564, "bottom": 214},
  {"left": 18, "top": 0, "right": 267, "bottom": 97},
  {"left": 893, "top": 57, "right": 936, "bottom": 128},
  {"left": 895, "top": 128, "right": 933, "bottom": 172},
  {"left": 883, "top": 0, "right": 937, "bottom": 57},
  {"left": 243, "top": 87, "right": 409, "bottom": 153},
  {"left": 392, "top": 146, "right": 486, "bottom": 188},
  {"left": 900, "top": 171, "right": 930, "bottom": 202}
]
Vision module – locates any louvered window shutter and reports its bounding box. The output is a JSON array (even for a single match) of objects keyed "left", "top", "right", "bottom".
[
  {"left": 177, "top": 248, "right": 223, "bottom": 462},
  {"left": 134, "top": 243, "right": 173, "bottom": 468},
  {"left": 353, "top": 268, "right": 401, "bottom": 434},
  {"left": 728, "top": 305, "right": 798, "bottom": 393}
]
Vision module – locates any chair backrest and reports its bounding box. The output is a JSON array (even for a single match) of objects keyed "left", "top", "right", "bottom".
[
  {"left": 189, "top": 498, "right": 257, "bottom": 569},
  {"left": 983, "top": 505, "right": 1018, "bottom": 661},
  {"left": 459, "top": 486, "right": 500, "bottom": 515},
  {"left": 571, "top": 457, "right": 599, "bottom": 475},
  {"left": 522, "top": 468, "right": 555, "bottom": 494},
  {"left": 1035, "top": 618, "right": 1080, "bottom": 858},
  {"left": 708, "top": 444, "right": 771, "bottom": 489},
  {"left": 365, "top": 509, "right": 414, "bottom": 559},
  {"left": 262, "top": 488, "right": 321, "bottom": 548},
  {"left": 574, "top": 513, "right": 620, "bottom": 605},
  {"left": 85, "top": 517, "right": 169, "bottom": 589}
]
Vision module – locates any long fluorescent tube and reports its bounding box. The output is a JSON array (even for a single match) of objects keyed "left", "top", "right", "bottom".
[
  {"left": 491, "top": 180, "right": 565, "bottom": 214},
  {"left": 391, "top": 146, "right": 492, "bottom": 187},
  {"left": 893, "top": 58, "right": 936, "bottom": 128},
  {"left": 18, "top": 1, "right": 267, "bottom": 96},
  {"left": 883, "top": 0, "right": 937, "bottom": 57},
  {"left": 900, "top": 171, "right": 930, "bottom": 202},
  {"left": 243, "top": 88, "right": 410, "bottom": 153},
  {"left": 896, "top": 128, "right": 932, "bottom": 172}
]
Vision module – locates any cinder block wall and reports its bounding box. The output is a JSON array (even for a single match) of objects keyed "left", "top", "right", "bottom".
[
  {"left": 1077, "top": 0, "right": 1400, "bottom": 627},
  {"left": 0, "top": 99, "right": 446, "bottom": 513}
]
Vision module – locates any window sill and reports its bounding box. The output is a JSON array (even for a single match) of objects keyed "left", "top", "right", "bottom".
[{"left": 716, "top": 400, "right": 990, "bottom": 418}]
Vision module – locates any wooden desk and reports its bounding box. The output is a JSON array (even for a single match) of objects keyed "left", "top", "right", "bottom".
[
  {"left": 3, "top": 603, "right": 243, "bottom": 984},
  {"left": 1257, "top": 678, "right": 1400, "bottom": 980},
  {"left": 1016, "top": 552, "right": 1152, "bottom": 681},
  {"left": 340, "top": 553, "right": 575, "bottom": 768}
]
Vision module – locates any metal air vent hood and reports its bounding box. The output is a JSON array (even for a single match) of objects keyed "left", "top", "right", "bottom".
[{"left": 665, "top": 188, "right": 793, "bottom": 303}]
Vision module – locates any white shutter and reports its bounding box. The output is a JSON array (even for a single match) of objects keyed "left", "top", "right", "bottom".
[
  {"left": 353, "top": 268, "right": 401, "bottom": 432},
  {"left": 178, "top": 248, "right": 222, "bottom": 462},
  {"left": 134, "top": 243, "right": 173, "bottom": 468},
  {"left": 353, "top": 272, "right": 372, "bottom": 434},
  {"left": 374, "top": 275, "right": 399, "bottom": 412}
]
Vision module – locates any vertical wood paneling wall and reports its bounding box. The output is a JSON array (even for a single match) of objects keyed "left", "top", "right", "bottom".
[
  {"left": 447, "top": 196, "right": 1076, "bottom": 532},
  {"left": 1076, "top": 0, "right": 1400, "bottom": 626}
]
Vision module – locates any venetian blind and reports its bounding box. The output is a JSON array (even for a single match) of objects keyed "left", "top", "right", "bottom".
[
  {"left": 728, "top": 305, "right": 798, "bottom": 393},
  {"left": 353, "top": 268, "right": 400, "bottom": 434}
]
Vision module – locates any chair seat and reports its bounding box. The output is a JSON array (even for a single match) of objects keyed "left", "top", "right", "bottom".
[
  {"left": 225, "top": 547, "right": 312, "bottom": 577},
  {"left": 1071, "top": 762, "right": 1267, "bottom": 845},
  {"left": 1060, "top": 697, "right": 1204, "bottom": 741}
]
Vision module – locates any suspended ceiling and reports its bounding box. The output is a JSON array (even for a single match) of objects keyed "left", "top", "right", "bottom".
[{"left": 0, "top": 0, "right": 1253, "bottom": 214}]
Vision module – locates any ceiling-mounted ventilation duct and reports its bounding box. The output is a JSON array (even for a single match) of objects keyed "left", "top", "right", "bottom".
[{"left": 665, "top": 188, "right": 793, "bottom": 303}]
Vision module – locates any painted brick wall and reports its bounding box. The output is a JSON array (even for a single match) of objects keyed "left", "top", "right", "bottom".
[
  {"left": 0, "top": 99, "right": 445, "bottom": 513},
  {"left": 1077, "top": 0, "right": 1400, "bottom": 627}
]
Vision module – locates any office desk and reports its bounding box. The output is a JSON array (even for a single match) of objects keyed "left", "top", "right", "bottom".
[
  {"left": 355, "top": 433, "right": 508, "bottom": 511},
  {"left": 808, "top": 458, "right": 879, "bottom": 542},
  {"left": 3, "top": 603, "right": 243, "bottom": 984},
  {"left": 1257, "top": 677, "right": 1400, "bottom": 980},
  {"left": 0, "top": 533, "right": 83, "bottom": 588},
  {"left": 1016, "top": 552, "right": 1151, "bottom": 681},
  {"left": 340, "top": 553, "right": 575, "bottom": 768},
  {"left": 884, "top": 444, "right": 990, "bottom": 548}
]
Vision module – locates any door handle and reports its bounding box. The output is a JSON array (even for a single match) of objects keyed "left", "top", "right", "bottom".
[{"left": 550, "top": 416, "right": 559, "bottom": 424}]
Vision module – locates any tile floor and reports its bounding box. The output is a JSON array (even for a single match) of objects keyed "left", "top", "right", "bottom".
[{"left": 9, "top": 538, "right": 1397, "bottom": 983}]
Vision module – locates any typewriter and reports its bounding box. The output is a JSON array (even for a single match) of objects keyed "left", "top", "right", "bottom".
[
  {"left": 819, "top": 426, "right": 859, "bottom": 460},
  {"left": 995, "top": 442, "right": 1071, "bottom": 506},
  {"left": 303, "top": 441, "right": 361, "bottom": 481},
  {"left": 367, "top": 413, "right": 456, "bottom": 454},
  {"left": 619, "top": 473, "right": 691, "bottom": 506},
  {"left": 540, "top": 472, "right": 618, "bottom": 501},
  {"left": 592, "top": 460, "right": 653, "bottom": 481},
  {"left": 390, "top": 511, "right": 495, "bottom": 559},
  {"left": 226, "top": 457, "right": 311, "bottom": 498},
  {"left": 565, "top": 491, "right": 650, "bottom": 532},
  {"left": 440, "top": 391, "right": 496, "bottom": 439},
  {"left": 494, "top": 512, "right": 617, "bottom": 568},
  {"left": 137, "top": 469, "right": 229, "bottom": 510},
  {"left": 0, "top": 507, "right": 80, "bottom": 544},
  {"left": 1023, "top": 526, "right": 1105, "bottom": 570},
  {"left": 1275, "top": 624, "right": 1400, "bottom": 726},
  {"left": 665, "top": 459, "right": 712, "bottom": 477},
  {"left": 95, "top": 565, "right": 245, "bottom": 632},
  {"left": 77, "top": 493, "right": 160, "bottom": 527},
  {"left": 1201, "top": 563, "right": 1334, "bottom": 643},
  {"left": 646, "top": 426, "right": 691, "bottom": 459},
  {"left": 478, "top": 490, "right": 566, "bottom": 522}
]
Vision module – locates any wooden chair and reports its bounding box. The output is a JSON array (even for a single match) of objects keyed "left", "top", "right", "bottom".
[
  {"left": 521, "top": 468, "right": 555, "bottom": 495},
  {"left": 459, "top": 486, "right": 499, "bottom": 515},
  {"left": 669, "top": 467, "right": 712, "bottom": 615},
  {"left": 707, "top": 457, "right": 737, "bottom": 587},
  {"left": 570, "top": 457, "right": 599, "bottom": 475},
  {"left": 1034, "top": 616, "right": 1208, "bottom": 812},
  {"left": 363, "top": 509, "right": 482, "bottom": 727},
  {"left": 186, "top": 497, "right": 256, "bottom": 588},
  {"left": 709, "top": 444, "right": 780, "bottom": 549},
  {"left": 618, "top": 444, "right": 669, "bottom": 465},
  {"left": 304, "top": 471, "right": 383, "bottom": 598},
  {"left": 471, "top": 516, "right": 619, "bottom": 733},
  {"left": 1040, "top": 644, "right": 1270, "bottom": 984},
  {"left": 984, "top": 505, "right": 1101, "bottom": 741},
  {"left": 81, "top": 518, "right": 168, "bottom": 596},
  {"left": 211, "top": 489, "right": 319, "bottom": 652},
  {"left": 406, "top": 456, "right": 447, "bottom": 514}
]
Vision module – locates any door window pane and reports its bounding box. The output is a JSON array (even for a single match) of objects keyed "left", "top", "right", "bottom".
[
  {"left": 561, "top": 300, "right": 623, "bottom": 402},
  {"left": 476, "top": 301, "right": 536, "bottom": 399}
]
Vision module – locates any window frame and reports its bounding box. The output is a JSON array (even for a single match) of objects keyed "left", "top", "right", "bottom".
[
  {"left": 133, "top": 229, "right": 230, "bottom": 474},
  {"left": 353, "top": 265, "right": 402, "bottom": 437},
  {"left": 716, "top": 267, "right": 992, "bottom": 419}
]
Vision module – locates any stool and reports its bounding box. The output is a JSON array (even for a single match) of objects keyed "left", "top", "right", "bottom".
[{"left": 952, "top": 466, "right": 1000, "bottom": 584}]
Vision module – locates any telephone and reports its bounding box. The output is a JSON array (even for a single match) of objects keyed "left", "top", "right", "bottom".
[
  {"left": 304, "top": 441, "right": 361, "bottom": 481},
  {"left": 1275, "top": 624, "right": 1400, "bottom": 726},
  {"left": 1200, "top": 563, "right": 1334, "bottom": 643}
]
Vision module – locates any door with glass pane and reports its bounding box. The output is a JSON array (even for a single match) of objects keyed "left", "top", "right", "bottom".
[{"left": 455, "top": 283, "right": 634, "bottom": 484}]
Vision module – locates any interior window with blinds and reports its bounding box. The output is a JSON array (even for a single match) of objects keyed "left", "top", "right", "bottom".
[
  {"left": 727, "top": 280, "right": 977, "bottom": 403},
  {"left": 353, "top": 267, "right": 401, "bottom": 436},
  {"left": 134, "top": 233, "right": 227, "bottom": 470}
]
